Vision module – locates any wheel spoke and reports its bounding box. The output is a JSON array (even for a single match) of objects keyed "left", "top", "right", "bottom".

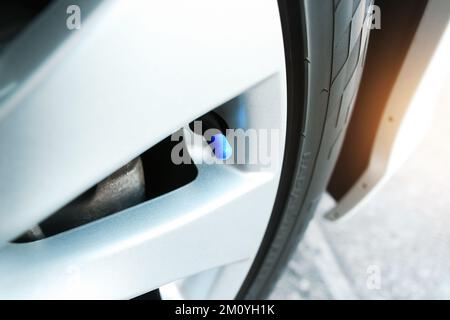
[{"left": 0, "top": 163, "right": 277, "bottom": 299}]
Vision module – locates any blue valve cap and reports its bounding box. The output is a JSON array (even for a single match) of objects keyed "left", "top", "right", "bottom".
[{"left": 211, "top": 133, "right": 232, "bottom": 160}]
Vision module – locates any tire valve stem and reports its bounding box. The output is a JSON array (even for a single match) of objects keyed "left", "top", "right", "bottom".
[{"left": 190, "top": 112, "right": 233, "bottom": 161}]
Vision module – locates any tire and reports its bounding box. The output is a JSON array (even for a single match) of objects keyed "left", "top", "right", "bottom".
[{"left": 238, "top": 0, "right": 373, "bottom": 299}]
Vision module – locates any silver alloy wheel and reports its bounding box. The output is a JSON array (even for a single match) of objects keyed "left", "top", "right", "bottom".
[{"left": 0, "top": 0, "right": 287, "bottom": 299}]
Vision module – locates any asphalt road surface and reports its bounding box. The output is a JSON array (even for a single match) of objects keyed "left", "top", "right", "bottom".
[{"left": 272, "top": 79, "right": 450, "bottom": 300}]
